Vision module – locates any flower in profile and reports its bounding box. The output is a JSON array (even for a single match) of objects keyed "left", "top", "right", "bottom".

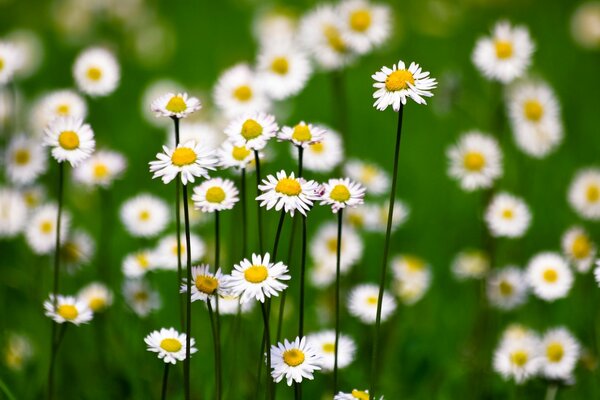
[
  {"left": 43, "top": 116, "right": 95, "bottom": 167},
  {"left": 447, "top": 131, "right": 503, "bottom": 191},
  {"left": 339, "top": 0, "right": 391, "bottom": 54},
  {"left": 270, "top": 336, "right": 321, "bottom": 385},
  {"left": 0, "top": 188, "right": 27, "bottom": 238},
  {"left": 472, "top": 20, "right": 535, "bottom": 83},
  {"left": 347, "top": 283, "right": 396, "bottom": 324},
  {"left": 451, "top": 249, "right": 490, "bottom": 280},
  {"left": 278, "top": 121, "right": 326, "bottom": 148},
  {"left": 256, "top": 170, "right": 320, "bottom": 217},
  {"left": 218, "top": 141, "right": 256, "bottom": 170},
  {"left": 192, "top": 177, "right": 239, "bottom": 213},
  {"left": 180, "top": 265, "right": 226, "bottom": 302},
  {"left": 122, "top": 249, "right": 158, "bottom": 278},
  {"left": 307, "top": 330, "right": 356, "bottom": 372},
  {"left": 31, "top": 90, "right": 87, "bottom": 134},
  {"left": 224, "top": 111, "right": 278, "bottom": 151},
  {"left": 44, "top": 295, "right": 93, "bottom": 325},
  {"left": 485, "top": 192, "right": 531, "bottom": 238},
  {"left": 293, "top": 128, "right": 343, "bottom": 173},
  {"left": 372, "top": 60, "right": 437, "bottom": 110},
  {"left": 227, "top": 253, "right": 290, "bottom": 303},
  {"left": 155, "top": 233, "right": 205, "bottom": 270},
  {"left": 344, "top": 160, "right": 389, "bottom": 196},
  {"left": 151, "top": 92, "right": 201, "bottom": 119},
  {"left": 561, "top": 226, "right": 596, "bottom": 273},
  {"left": 60, "top": 229, "right": 95, "bottom": 273},
  {"left": 493, "top": 329, "right": 542, "bottom": 384},
  {"left": 144, "top": 327, "right": 197, "bottom": 364},
  {"left": 78, "top": 282, "right": 113, "bottom": 313},
  {"left": 213, "top": 63, "right": 270, "bottom": 118},
  {"left": 123, "top": 279, "right": 161, "bottom": 317},
  {"left": 25, "top": 203, "right": 71, "bottom": 255},
  {"left": 149, "top": 140, "right": 217, "bottom": 185},
  {"left": 0, "top": 41, "right": 22, "bottom": 85},
  {"left": 5, "top": 134, "right": 48, "bottom": 185},
  {"left": 568, "top": 168, "right": 600, "bottom": 220},
  {"left": 391, "top": 255, "right": 432, "bottom": 305},
  {"left": 73, "top": 149, "right": 127, "bottom": 188},
  {"left": 120, "top": 193, "right": 170, "bottom": 238},
  {"left": 526, "top": 252, "right": 573, "bottom": 301},
  {"left": 486, "top": 266, "right": 528, "bottom": 310},
  {"left": 334, "top": 390, "right": 383, "bottom": 400},
  {"left": 73, "top": 47, "right": 120, "bottom": 96},
  {"left": 539, "top": 327, "right": 580, "bottom": 381},
  {"left": 257, "top": 43, "right": 313, "bottom": 100}
]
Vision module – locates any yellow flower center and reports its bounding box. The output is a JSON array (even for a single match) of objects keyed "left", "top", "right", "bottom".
[
  {"left": 139, "top": 210, "right": 150, "bottom": 221},
  {"left": 322, "top": 343, "right": 335, "bottom": 353},
  {"left": 205, "top": 186, "right": 226, "bottom": 203},
  {"left": 275, "top": 178, "right": 302, "bottom": 196},
  {"left": 543, "top": 268, "right": 558, "bottom": 283},
  {"left": 324, "top": 25, "right": 346, "bottom": 53},
  {"left": 502, "top": 208, "right": 514, "bottom": 219},
  {"left": 366, "top": 295, "right": 378, "bottom": 305},
  {"left": 58, "top": 130, "right": 80, "bottom": 150},
  {"left": 89, "top": 297, "right": 106, "bottom": 312},
  {"left": 463, "top": 152, "right": 485, "bottom": 172},
  {"left": 24, "top": 192, "right": 38, "bottom": 207},
  {"left": 232, "top": 145, "right": 251, "bottom": 161},
  {"left": 171, "top": 147, "right": 197, "bottom": 167},
  {"left": 327, "top": 238, "right": 338, "bottom": 253},
  {"left": 510, "top": 350, "right": 528, "bottom": 367},
  {"left": 87, "top": 67, "right": 102, "bottom": 81},
  {"left": 351, "top": 390, "right": 370, "bottom": 400},
  {"left": 57, "top": 304, "right": 78, "bottom": 320},
  {"left": 241, "top": 119, "right": 263, "bottom": 140},
  {"left": 523, "top": 100, "right": 544, "bottom": 121},
  {"left": 499, "top": 280, "right": 513, "bottom": 296},
  {"left": 160, "top": 338, "right": 182, "bottom": 352},
  {"left": 292, "top": 124, "right": 312, "bottom": 142},
  {"left": 586, "top": 185, "right": 600, "bottom": 203},
  {"left": 61, "top": 242, "right": 80, "bottom": 263},
  {"left": 136, "top": 253, "right": 150, "bottom": 268},
  {"left": 546, "top": 342, "right": 564, "bottom": 363},
  {"left": 349, "top": 9, "right": 372, "bottom": 32},
  {"left": 0, "top": 58, "right": 4, "bottom": 71},
  {"left": 282, "top": 349, "right": 305, "bottom": 367},
  {"left": 361, "top": 165, "right": 377, "bottom": 183},
  {"left": 93, "top": 163, "right": 109, "bottom": 179},
  {"left": 165, "top": 95, "right": 187, "bottom": 113},
  {"left": 40, "top": 221, "right": 53, "bottom": 233},
  {"left": 348, "top": 212, "right": 364, "bottom": 227},
  {"left": 385, "top": 69, "right": 415, "bottom": 92},
  {"left": 14, "top": 149, "right": 30, "bottom": 165},
  {"left": 244, "top": 265, "right": 269, "bottom": 283},
  {"left": 56, "top": 104, "right": 70, "bottom": 115},
  {"left": 233, "top": 85, "right": 252, "bottom": 102},
  {"left": 172, "top": 244, "right": 185, "bottom": 256},
  {"left": 572, "top": 234, "right": 591, "bottom": 259},
  {"left": 134, "top": 291, "right": 149, "bottom": 301},
  {"left": 271, "top": 57, "right": 289, "bottom": 75},
  {"left": 494, "top": 40, "right": 513, "bottom": 59},
  {"left": 310, "top": 142, "right": 324, "bottom": 153},
  {"left": 405, "top": 256, "right": 425, "bottom": 272},
  {"left": 195, "top": 275, "right": 219, "bottom": 294},
  {"left": 330, "top": 184, "right": 351, "bottom": 202}
]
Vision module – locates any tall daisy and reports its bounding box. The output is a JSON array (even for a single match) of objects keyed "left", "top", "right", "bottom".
[
  {"left": 180, "top": 265, "right": 225, "bottom": 303},
  {"left": 192, "top": 178, "right": 239, "bottom": 213},
  {"left": 213, "top": 63, "right": 271, "bottom": 118},
  {"left": 339, "top": 0, "right": 391, "bottom": 54},
  {"left": 320, "top": 178, "right": 366, "bottom": 213},
  {"left": 526, "top": 252, "right": 573, "bottom": 301},
  {"left": 568, "top": 168, "right": 600, "bottom": 220},
  {"left": 151, "top": 92, "right": 201, "bottom": 119},
  {"left": 372, "top": 60, "right": 437, "bottom": 110},
  {"left": 224, "top": 111, "right": 278, "bottom": 151},
  {"left": 5, "top": 134, "right": 48, "bottom": 185},
  {"left": 73, "top": 47, "right": 120, "bottom": 97},
  {"left": 43, "top": 116, "right": 95, "bottom": 167},
  {"left": 227, "top": 253, "right": 290, "bottom": 304},
  {"left": 485, "top": 192, "right": 531, "bottom": 238},
  {"left": 256, "top": 170, "right": 320, "bottom": 217},
  {"left": 270, "top": 336, "right": 321, "bottom": 386},
  {"left": 149, "top": 140, "right": 217, "bottom": 185}
]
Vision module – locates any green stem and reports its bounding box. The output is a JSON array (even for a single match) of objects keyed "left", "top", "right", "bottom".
[
  {"left": 182, "top": 183, "right": 193, "bottom": 400},
  {"left": 544, "top": 384, "right": 558, "bottom": 400},
  {"left": 161, "top": 363, "right": 169, "bottom": 400},
  {"left": 207, "top": 300, "right": 222, "bottom": 400},
  {"left": 0, "top": 377, "right": 17, "bottom": 400},
  {"left": 215, "top": 211, "right": 220, "bottom": 268},
  {"left": 298, "top": 215, "right": 307, "bottom": 338},
  {"left": 241, "top": 168, "right": 248, "bottom": 257},
  {"left": 333, "top": 209, "right": 343, "bottom": 393},
  {"left": 277, "top": 216, "right": 297, "bottom": 342},
  {"left": 174, "top": 117, "right": 184, "bottom": 331},
  {"left": 260, "top": 301, "right": 273, "bottom": 400},
  {"left": 47, "top": 324, "right": 67, "bottom": 400},
  {"left": 254, "top": 150, "right": 264, "bottom": 253},
  {"left": 297, "top": 147, "right": 304, "bottom": 177},
  {"left": 294, "top": 382, "right": 300, "bottom": 400}
]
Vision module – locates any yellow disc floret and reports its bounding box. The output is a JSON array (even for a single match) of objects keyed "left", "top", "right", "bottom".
[
  {"left": 160, "top": 338, "right": 182, "bottom": 352},
  {"left": 57, "top": 304, "right": 78, "bottom": 320},
  {"left": 282, "top": 349, "right": 305, "bottom": 367},
  {"left": 166, "top": 95, "right": 187, "bottom": 113},
  {"left": 171, "top": 147, "right": 196, "bottom": 166},
  {"left": 58, "top": 131, "right": 80, "bottom": 150},
  {"left": 385, "top": 69, "right": 415, "bottom": 92},
  {"left": 244, "top": 265, "right": 269, "bottom": 283},
  {"left": 241, "top": 119, "right": 263, "bottom": 140},
  {"left": 330, "top": 184, "right": 351, "bottom": 202},
  {"left": 275, "top": 178, "right": 302, "bottom": 196}
]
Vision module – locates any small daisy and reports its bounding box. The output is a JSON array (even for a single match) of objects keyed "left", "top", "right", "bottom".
[
  {"left": 319, "top": 178, "right": 365, "bottom": 213},
  {"left": 257, "top": 43, "right": 313, "bottom": 100},
  {"left": 364, "top": 200, "right": 410, "bottom": 233},
  {"left": 78, "top": 282, "right": 113, "bottom": 313},
  {"left": 270, "top": 336, "right": 321, "bottom": 386},
  {"left": 192, "top": 177, "right": 239, "bottom": 213},
  {"left": 25, "top": 203, "right": 70, "bottom": 255},
  {"left": 339, "top": 0, "right": 392, "bottom": 54},
  {"left": 120, "top": 193, "right": 170, "bottom": 238},
  {"left": 123, "top": 279, "right": 161, "bottom": 317},
  {"left": 372, "top": 60, "right": 437, "bottom": 110},
  {"left": 487, "top": 266, "right": 528, "bottom": 310},
  {"left": 391, "top": 255, "right": 432, "bottom": 305},
  {"left": 5, "top": 135, "right": 47, "bottom": 185},
  {"left": 73, "top": 149, "right": 127, "bottom": 188},
  {"left": 335, "top": 389, "right": 383, "bottom": 400},
  {"left": 60, "top": 229, "right": 95, "bottom": 273},
  {"left": 0, "top": 188, "right": 27, "bottom": 238},
  {"left": 73, "top": 47, "right": 120, "bottom": 96},
  {"left": 256, "top": 170, "right": 320, "bottom": 217},
  {"left": 224, "top": 111, "right": 278, "bottom": 151},
  {"left": 451, "top": 249, "right": 490, "bottom": 280},
  {"left": 485, "top": 192, "right": 532, "bottom": 238},
  {"left": 540, "top": 327, "right": 580, "bottom": 381},
  {"left": 348, "top": 283, "right": 397, "bottom": 324},
  {"left": 562, "top": 226, "right": 596, "bottom": 272},
  {"left": 149, "top": 140, "right": 218, "bottom": 185},
  {"left": 213, "top": 63, "right": 271, "bottom": 118},
  {"left": 207, "top": 293, "right": 254, "bottom": 315},
  {"left": 310, "top": 222, "right": 364, "bottom": 274},
  {"left": 526, "top": 252, "right": 573, "bottom": 301},
  {"left": 307, "top": 330, "right": 356, "bottom": 372},
  {"left": 472, "top": 20, "right": 535, "bottom": 83},
  {"left": 278, "top": 121, "right": 327, "bottom": 148},
  {"left": 217, "top": 141, "right": 256, "bottom": 170},
  {"left": 141, "top": 79, "right": 184, "bottom": 127},
  {"left": 151, "top": 92, "right": 201, "bottom": 119},
  {"left": 227, "top": 253, "right": 290, "bottom": 303},
  {"left": 31, "top": 90, "right": 87, "bottom": 134},
  {"left": 43, "top": 116, "right": 95, "bottom": 167},
  {"left": 493, "top": 332, "right": 542, "bottom": 384},
  {"left": 155, "top": 233, "right": 205, "bottom": 270},
  {"left": 44, "top": 295, "right": 93, "bottom": 325},
  {"left": 144, "top": 327, "right": 197, "bottom": 364},
  {"left": 292, "top": 127, "right": 343, "bottom": 173},
  {"left": 180, "top": 265, "right": 225, "bottom": 302},
  {"left": 343, "top": 204, "right": 369, "bottom": 230},
  {"left": 447, "top": 131, "right": 503, "bottom": 191},
  {"left": 122, "top": 249, "right": 158, "bottom": 278},
  {"left": 344, "top": 160, "right": 389, "bottom": 196},
  {"left": 568, "top": 168, "right": 600, "bottom": 220},
  {"left": 0, "top": 41, "right": 22, "bottom": 85}
]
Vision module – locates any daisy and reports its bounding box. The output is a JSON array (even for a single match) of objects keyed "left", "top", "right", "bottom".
[
  {"left": 493, "top": 332, "right": 542, "bottom": 384},
  {"left": 344, "top": 160, "right": 389, "bottom": 196},
  {"left": 72, "top": 149, "right": 127, "bottom": 188},
  {"left": 180, "top": 265, "right": 225, "bottom": 302},
  {"left": 540, "top": 327, "right": 580, "bottom": 380},
  {"left": 78, "top": 282, "right": 113, "bottom": 313},
  {"left": 31, "top": 90, "right": 87, "bottom": 135},
  {"left": 451, "top": 249, "right": 490, "bottom": 280},
  {"left": 364, "top": 200, "right": 410, "bottom": 233},
  {"left": 217, "top": 141, "right": 256, "bottom": 170},
  {"left": 0, "top": 41, "right": 22, "bottom": 85},
  {"left": 344, "top": 204, "right": 369, "bottom": 229},
  {"left": 485, "top": 192, "right": 531, "bottom": 238},
  {"left": 73, "top": 47, "right": 120, "bottom": 96},
  {"left": 253, "top": 10, "right": 298, "bottom": 47},
  {"left": 25, "top": 204, "right": 70, "bottom": 255},
  {"left": 278, "top": 121, "right": 327, "bottom": 148},
  {"left": 144, "top": 327, "right": 197, "bottom": 364},
  {"left": 256, "top": 170, "right": 320, "bottom": 217},
  {"left": 270, "top": 336, "right": 321, "bottom": 386},
  {"left": 192, "top": 177, "right": 239, "bottom": 213},
  {"left": 339, "top": 0, "right": 392, "bottom": 54},
  {"left": 335, "top": 389, "right": 383, "bottom": 400},
  {"left": 447, "top": 131, "right": 503, "bottom": 191},
  {"left": 257, "top": 43, "right": 313, "bottom": 100},
  {"left": 571, "top": 2, "right": 600, "bottom": 49},
  {"left": 120, "top": 193, "right": 170, "bottom": 238},
  {"left": 487, "top": 266, "right": 528, "bottom": 310},
  {"left": 155, "top": 233, "right": 205, "bottom": 270},
  {"left": 141, "top": 79, "right": 184, "bottom": 127},
  {"left": 149, "top": 140, "right": 218, "bottom": 185},
  {"left": 562, "top": 226, "right": 596, "bottom": 272},
  {"left": 43, "top": 116, "right": 95, "bottom": 167},
  {"left": 224, "top": 111, "right": 278, "bottom": 151},
  {"left": 372, "top": 60, "right": 437, "bottom": 110},
  {"left": 213, "top": 63, "right": 271, "bottom": 118},
  {"left": 391, "top": 255, "right": 432, "bottom": 305},
  {"left": 348, "top": 283, "right": 397, "bottom": 324},
  {"left": 151, "top": 92, "right": 201, "bottom": 119},
  {"left": 319, "top": 178, "right": 366, "bottom": 213},
  {"left": 307, "top": 330, "right": 356, "bottom": 372},
  {"left": 292, "top": 127, "right": 343, "bottom": 173},
  {"left": 19, "top": 184, "right": 45, "bottom": 209},
  {"left": 310, "top": 222, "right": 364, "bottom": 273},
  {"left": 44, "top": 295, "right": 93, "bottom": 325},
  {"left": 166, "top": 121, "right": 225, "bottom": 151},
  {"left": 3, "top": 332, "right": 34, "bottom": 371},
  {"left": 227, "top": 253, "right": 290, "bottom": 303},
  {"left": 526, "top": 252, "right": 573, "bottom": 301},
  {"left": 207, "top": 293, "right": 254, "bottom": 315},
  {"left": 568, "top": 168, "right": 600, "bottom": 220},
  {"left": 0, "top": 188, "right": 27, "bottom": 238},
  {"left": 122, "top": 249, "right": 158, "bottom": 278},
  {"left": 60, "top": 229, "right": 95, "bottom": 273},
  {"left": 472, "top": 20, "right": 535, "bottom": 83},
  {"left": 123, "top": 279, "right": 161, "bottom": 317}
]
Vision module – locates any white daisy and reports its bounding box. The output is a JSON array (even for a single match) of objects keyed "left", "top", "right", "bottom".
[
  {"left": 0, "top": 41, "right": 22, "bottom": 85},
  {"left": 278, "top": 121, "right": 326, "bottom": 148},
  {"left": 72, "top": 149, "right": 127, "bottom": 188},
  {"left": 43, "top": 116, "right": 95, "bottom": 167},
  {"left": 364, "top": 200, "right": 410, "bottom": 233},
  {"left": 226, "top": 253, "right": 290, "bottom": 303},
  {"left": 122, "top": 249, "right": 158, "bottom": 278},
  {"left": 562, "top": 226, "right": 596, "bottom": 273},
  {"left": 144, "top": 327, "right": 197, "bottom": 364},
  {"left": 451, "top": 249, "right": 490, "bottom": 280},
  {"left": 44, "top": 294, "right": 93, "bottom": 325},
  {"left": 3, "top": 332, "right": 34, "bottom": 371},
  {"left": 149, "top": 140, "right": 217, "bottom": 185},
  {"left": 319, "top": 178, "right": 366, "bottom": 213},
  {"left": 447, "top": 131, "right": 503, "bottom": 191},
  {"left": 257, "top": 43, "right": 313, "bottom": 100},
  {"left": 73, "top": 47, "right": 120, "bottom": 96},
  {"left": 19, "top": 184, "right": 45, "bottom": 209},
  {"left": 180, "top": 265, "right": 225, "bottom": 302},
  {"left": 256, "top": 170, "right": 320, "bottom": 217},
  {"left": 493, "top": 332, "right": 542, "bottom": 384},
  {"left": 217, "top": 141, "right": 256, "bottom": 170},
  {"left": 30, "top": 90, "right": 87, "bottom": 136},
  {"left": 192, "top": 177, "right": 239, "bottom": 213},
  {"left": 213, "top": 63, "right": 271, "bottom": 118},
  {"left": 155, "top": 233, "right": 205, "bottom": 271},
  {"left": 207, "top": 293, "right": 254, "bottom": 315},
  {"left": 339, "top": 0, "right": 392, "bottom": 54},
  {"left": 141, "top": 79, "right": 184, "bottom": 127},
  {"left": 252, "top": 10, "right": 298, "bottom": 48},
  {"left": 391, "top": 254, "right": 432, "bottom": 305},
  {"left": 123, "top": 279, "right": 161, "bottom": 317},
  {"left": 568, "top": 168, "right": 600, "bottom": 220},
  {"left": 77, "top": 282, "right": 113, "bottom": 313},
  {"left": 485, "top": 192, "right": 531, "bottom": 238},
  {"left": 7, "top": 134, "right": 46, "bottom": 185},
  {"left": 472, "top": 20, "right": 535, "bottom": 83},
  {"left": 166, "top": 121, "right": 225, "bottom": 151},
  {"left": 571, "top": 2, "right": 600, "bottom": 50},
  {"left": 60, "top": 229, "right": 95, "bottom": 273},
  {"left": 307, "top": 330, "right": 356, "bottom": 372},
  {"left": 335, "top": 389, "right": 383, "bottom": 400},
  {"left": 310, "top": 222, "right": 364, "bottom": 276},
  {"left": 344, "top": 159, "right": 389, "bottom": 196},
  {"left": 540, "top": 327, "right": 580, "bottom": 381},
  {"left": 372, "top": 60, "right": 437, "bottom": 110},
  {"left": 151, "top": 92, "right": 201, "bottom": 119},
  {"left": 347, "top": 283, "right": 397, "bottom": 324},
  {"left": 120, "top": 193, "right": 170, "bottom": 238},
  {"left": 487, "top": 266, "right": 528, "bottom": 310},
  {"left": 224, "top": 111, "right": 278, "bottom": 151},
  {"left": 292, "top": 127, "right": 343, "bottom": 173},
  {"left": 270, "top": 336, "right": 321, "bottom": 386},
  {"left": 343, "top": 203, "right": 369, "bottom": 230},
  {"left": 526, "top": 252, "right": 573, "bottom": 301},
  {"left": 25, "top": 203, "right": 70, "bottom": 255},
  {"left": 0, "top": 188, "right": 27, "bottom": 238}
]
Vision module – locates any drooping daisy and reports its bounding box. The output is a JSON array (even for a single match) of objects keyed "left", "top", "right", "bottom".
[
  {"left": 227, "top": 253, "right": 290, "bottom": 303},
  {"left": 472, "top": 20, "right": 535, "bottom": 83},
  {"left": 78, "top": 282, "right": 113, "bottom": 313},
  {"left": 372, "top": 60, "right": 437, "bottom": 110},
  {"left": 149, "top": 140, "right": 218, "bottom": 185},
  {"left": 151, "top": 92, "right": 201, "bottom": 119},
  {"left": 339, "top": 0, "right": 391, "bottom": 54},
  {"left": 347, "top": 283, "right": 397, "bottom": 324},
  {"left": 0, "top": 188, "right": 27, "bottom": 238},
  {"left": 278, "top": 121, "right": 327, "bottom": 148},
  {"left": 217, "top": 141, "right": 256, "bottom": 170},
  {"left": 3, "top": 332, "right": 34, "bottom": 371},
  {"left": 270, "top": 336, "right": 321, "bottom": 386},
  {"left": 192, "top": 177, "right": 239, "bottom": 213},
  {"left": 155, "top": 233, "right": 205, "bottom": 271},
  {"left": 451, "top": 249, "right": 490, "bottom": 280},
  {"left": 310, "top": 222, "right": 364, "bottom": 274},
  {"left": 292, "top": 127, "right": 344, "bottom": 173},
  {"left": 31, "top": 90, "right": 87, "bottom": 135},
  {"left": 72, "top": 149, "right": 127, "bottom": 188},
  {"left": 224, "top": 111, "right": 278, "bottom": 151},
  {"left": 447, "top": 131, "right": 503, "bottom": 191},
  {"left": 344, "top": 160, "right": 389, "bottom": 196},
  {"left": 391, "top": 254, "right": 432, "bottom": 305},
  {"left": 73, "top": 47, "right": 120, "bottom": 96},
  {"left": 213, "top": 63, "right": 271, "bottom": 118},
  {"left": 166, "top": 121, "right": 225, "bottom": 151},
  {"left": 487, "top": 266, "right": 529, "bottom": 310},
  {"left": 122, "top": 249, "right": 158, "bottom": 278},
  {"left": 60, "top": 229, "right": 95, "bottom": 273},
  {"left": 319, "top": 178, "right": 366, "bottom": 213},
  {"left": 5, "top": 135, "right": 47, "bottom": 185},
  {"left": 539, "top": 327, "right": 580, "bottom": 381},
  {"left": 493, "top": 332, "right": 542, "bottom": 384},
  {"left": 307, "top": 330, "right": 356, "bottom": 372},
  {"left": 562, "top": 226, "right": 596, "bottom": 272},
  {"left": 526, "top": 252, "right": 573, "bottom": 301},
  {"left": 44, "top": 295, "right": 93, "bottom": 325},
  {"left": 0, "top": 41, "right": 22, "bottom": 85},
  {"left": 485, "top": 192, "right": 532, "bottom": 238},
  {"left": 43, "top": 116, "right": 95, "bottom": 167},
  {"left": 571, "top": 2, "right": 600, "bottom": 50},
  {"left": 207, "top": 292, "right": 254, "bottom": 315},
  {"left": 568, "top": 168, "right": 600, "bottom": 220},
  {"left": 334, "top": 389, "right": 383, "bottom": 400},
  {"left": 257, "top": 43, "right": 313, "bottom": 100},
  {"left": 256, "top": 170, "right": 320, "bottom": 217},
  {"left": 145, "top": 327, "right": 197, "bottom": 364},
  {"left": 120, "top": 193, "right": 170, "bottom": 238},
  {"left": 364, "top": 200, "right": 410, "bottom": 233},
  {"left": 25, "top": 203, "right": 71, "bottom": 255},
  {"left": 123, "top": 279, "right": 161, "bottom": 317},
  {"left": 180, "top": 265, "right": 225, "bottom": 303}
]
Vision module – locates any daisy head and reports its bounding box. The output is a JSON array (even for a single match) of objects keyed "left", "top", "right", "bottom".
[
  {"left": 217, "top": 141, "right": 256, "bottom": 170},
  {"left": 391, "top": 254, "right": 432, "bottom": 305},
  {"left": 372, "top": 60, "right": 437, "bottom": 110},
  {"left": 257, "top": 43, "right": 313, "bottom": 100},
  {"left": 192, "top": 177, "right": 239, "bottom": 213},
  {"left": 562, "top": 226, "right": 596, "bottom": 272},
  {"left": 78, "top": 282, "right": 113, "bottom": 313},
  {"left": 144, "top": 327, "right": 197, "bottom": 364},
  {"left": 568, "top": 168, "right": 600, "bottom": 220},
  {"left": 227, "top": 253, "right": 290, "bottom": 303},
  {"left": 451, "top": 249, "right": 490, "bottom": 280},
  {"left": 3, "top": 332, "right": 34, "bottom": 372},
  {"left": 540, "top": 327, "right": 580, "bottom": 380},
  {"left": 43, "top": 116, "right": 95, "bottom": 167},
  {"left": 155, "top": 233, "right": 205, "bottom": 270},
  {"left": 25, "top": 203, "right": 71, "bottom": 255},
  {"left": 0, "top": 187, "right": 27, "bottom": 238},
  {"left": 122, "top": 249, "right": 158, "bottom": 278},
  {"left": 526, "top": 252, "right": 573, "bottom": 302},
  {"left": 44, "top": 294, "right": 93, "bottom": 325},
  {"left": 278, "top": 121, "right": 327, "bottom": 148},
  {"left": 224, "top": 111, "right": 278, "bottom": 151},
  {"left": 73, "top": 47, "right": 120, "bottom": 97},
  {"left": 348, "top": 283, "right": 397, "bottom": 324},
  {"left": 270, "top": 336, "right": 321, "bottom": 386},
  {"left": 344, "top": 159, "right": 389, "bottom": 196},
  {"left": 493, "top": 332, "right": 542, "bottom": 384},
  {"left": 486, "top": 266, "right": 528, "bottom": 311},
  {"left": 32, "top": 90, "right": 87, "bottom": 134},
  {"left": 319, "top": 178, "right": 366, "bottom": 213},
  {"left": 293, "top": 127, "right": 343, "bottom": 173},
  {"left": 5, "top": 134, "right": 48, "bottom": 185},
  {"left": 213, "top": 63, "right": 270, "bottom": 118},
  {"left": 151, "top": 92, "right": 201, "bottom": 119},
  {"left": 149, "top": 140, "right": 217, "bottom": 185},
  {"left": 180, "top": 265, "right": 226, "bottom": 303},
  {"left": 60, "top": 229, "right": 95, "bottom": 273},
  {"left": 334, "top": 389, "right": 383, "bottom": 400},
  {"left": 310, "top": 221, "right": 364, "bottom": 273},
  {"left": 339, "top": 0, "right": 392, "bottom": 54},
  {"left": 256, "top": 170, "right": 320, "bottom": 217},
  {"left": 120, "top": 193, "right": 170, "bottom": 238},
  {"left": 123, "top": 279, "right": 161, "bottom": 317},
  {"left": 485, "top": 192, "right": 531, "bottom": 238},
  {"left": 0, "top": 41, "right": 22, "bottom": 85},
  {"left": 307, "top": 330, "right": 356, "bottom": 372},
  {"left": 73, "top": 149, "right": 127, "bottom": 188}
]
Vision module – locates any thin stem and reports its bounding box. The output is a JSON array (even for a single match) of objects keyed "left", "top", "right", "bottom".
[
  {"left": 333, "top": 209, "right": 343, "bottom": 393},
  {"left": 294, "top": 382, "right": 301, "bottom": 400},
  {"left": 544, "top": 384, "right": 558, "bottom": 400},
  {"left": 182, "top": 183, "right": 193, "bottom": 400},
  {"left": 215, "top": 211, "right": 220, "bottom": 268},
  {"left": 297, "top": 147, "right": 304, "bottom": 177},
  {"left": 254, "top": 150, "right": 264, "bottom": 253},
  {"left": 47, "top": 324, "right": 67, "bottom": 400},
  {"left": 298, "top": 215, "right": 307, "bottom": 338},
  {"left": 241, "top": 168, "right": 248, "bottom": 257},
  {"left": 174, "top": 117, "right": 184, "bottom": 331},
  {"left": 369, "top": 104, "right": 405, "bottom": 398},
  {"left": 260, "top": 301, "right": 273, "bottom": 400},
  {"left": 161, "top": 363, "right": 170, "bottom": 400},
  {"left": 207, "top": 300, "right": 222, "bottom": 400},
  {"left": 273, "top": 211, "right": 285, "bottom": 260},
  {"left": 277, "top": 216, "right": 298, "bottom": 342}
]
